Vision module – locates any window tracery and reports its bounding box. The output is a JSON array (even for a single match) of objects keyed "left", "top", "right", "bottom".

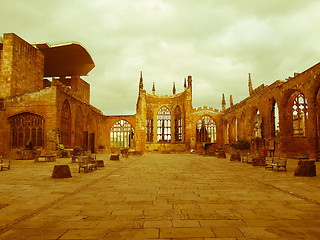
[
  {"left": 157, "top": 106, "right": 171, "bottom": 142},
  {"left": 292, "top": 93, "right": 308, "bottom": 136},
  {"left": 9, "top": 112, "right": 44, "bottom": 148},
  {"left": 196, "top": 116, "right": 216, "bottom": 143},
  {"left": 110, "top": 120, "right": 134, "bottom": 148}
]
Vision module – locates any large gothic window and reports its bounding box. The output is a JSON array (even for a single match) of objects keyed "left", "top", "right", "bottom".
[
  {"left": 292, "top": 93, "right": 308, "bottom": 136},
  {"left": 60, "top": 100, "right": 71, "bottom": 146},
  {"left": 146, "top": 109, "right": 153, "bottom": 142},
  {"left": 9, "top": 112, "right": 44, "bottom": 148},
  {"left": 196, "top": 116, "right": 216, "bottom": 143},
  {"left": 75, "top": 107, "right": 83, "bottom": 147},
  {"left": 157, "top": 106, "right": 171, "bottom": 142},
  {"left": 174, "top": 106, "right": 183, "bottom": 142},
  {"left": 110, "top": 120, "right": 134, "bottom": 148}
]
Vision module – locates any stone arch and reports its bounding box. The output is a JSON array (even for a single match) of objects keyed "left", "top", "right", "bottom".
[
  {"left": 60, "top": 99, "right": 71, "bottom": 147},
  {"left": 110, "top": 119, "right": 135, "bottom": 149},
  {"left": 291, "top": 92, "right": 308, "bottom": 136},
  {"left": 8, "top": 112, "right": 45, "bottom": 149},
  {"left": 196, "top": 115, "right": 217, "bottom": 143}
]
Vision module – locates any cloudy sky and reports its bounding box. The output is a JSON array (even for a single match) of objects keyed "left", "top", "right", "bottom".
[{"left": 1, "top": 0, "right": 320, "bottom": 115}]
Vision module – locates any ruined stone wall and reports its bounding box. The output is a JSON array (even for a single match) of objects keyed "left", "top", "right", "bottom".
[
  {"left": 191, "top": 106, "right": 223, "bottom": 150},
  {"left": 104, "top": 115, "right": 137, "bottom": 153},
  {"left": 0, "top": 87, "right": 57, "bottom": 157},
  {"left": 70, "top": 76, "right": 90, "bottom": 104},
  {"left": 223, "top": 62, "right": 320, "bottom": 160},
  {"left": 141, "top": 89, "right": 192, "bottom": 152},
  {"left": 0, "top": 33, "right": 44, "bottom": 98},
  {"left": 56, "top": 85, "right": 103, "bottom": 153}
]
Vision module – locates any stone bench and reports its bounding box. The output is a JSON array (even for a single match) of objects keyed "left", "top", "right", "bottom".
[
  {"left": 110, "top": 154, "right": 120, "bottom": 161},
  {"left": 35, "top": 155, "right": 56, "bottom": 162}
]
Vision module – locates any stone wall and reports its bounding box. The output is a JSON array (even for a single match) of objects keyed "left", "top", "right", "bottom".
[{"left": 0, "top": 33, "right": 44, "bottom": 98}]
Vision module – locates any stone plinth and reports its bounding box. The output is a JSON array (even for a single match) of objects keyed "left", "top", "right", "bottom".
[
  {"left": 52, "top": 165, "right": 72, "bottom": 178},
  {"left": 110, "top": 154, "right": 120, "bottom": 161},
  {"left": 96, "top": 160, "right": 104, "bottom": 167},
  {"left": 217, "top": 149, "right": 226, "bottom": 158},
  {"left": 294, "top": 160, "right": 316, "bottom": 177},
  {"left": 252, "top": 157, "right": 265, "bottom": 166},
  {"left": 230, "top": 153, "right": 241, "bottom": 161}
]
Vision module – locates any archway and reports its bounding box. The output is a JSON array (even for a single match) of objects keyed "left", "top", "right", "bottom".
[
  {"left": 110, "top": 120, "right": 134, "bottom": 149},
  {"left": 196, "top": 115, "right": 216, "bottom": 143}
]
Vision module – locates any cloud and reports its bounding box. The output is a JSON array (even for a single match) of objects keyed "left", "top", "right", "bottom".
[{"left": 1, "top": 0, "right": 320, "bottom": 114}]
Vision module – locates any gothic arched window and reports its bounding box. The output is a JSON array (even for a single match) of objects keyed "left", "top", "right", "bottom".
[
  {"left": 9, "top": 112, "right": 44, "bottom": 148},
  {"left": 110, "top": 120, "right": 134, "bottom": 148},
  {"left": 292, "top": 93, "right": 308, "bottom": 136},
  {"left": 174, "top": 106, "right": 183, "bottom": 142},
  {"left": 60, "top": 100, "right": 71, "bottom": 146},
  {"left": 157, "top": 106, "right": 171, "bottom": 142},
  {"left": 196, "top": 116, "right": 216, "bottom": 143}
]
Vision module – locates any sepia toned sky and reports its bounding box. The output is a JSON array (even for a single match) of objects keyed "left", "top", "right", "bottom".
[{"left": 1, "top": 0, "right": 320, "bottom": 115}]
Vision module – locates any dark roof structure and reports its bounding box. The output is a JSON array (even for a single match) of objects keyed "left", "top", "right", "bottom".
[{"left": 34, "top": 42, "right": 95, "bottom": 77}]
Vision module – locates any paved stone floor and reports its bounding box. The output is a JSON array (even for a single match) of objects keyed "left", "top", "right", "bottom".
[{"left": 1, "top": 153, "right": 320, "bottom": 240}]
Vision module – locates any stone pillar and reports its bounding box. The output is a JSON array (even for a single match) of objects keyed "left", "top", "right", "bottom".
[{"left": 306, "top": 97, "right": 318, "bottom": 161}]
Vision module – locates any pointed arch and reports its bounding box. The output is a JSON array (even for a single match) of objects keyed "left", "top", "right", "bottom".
[
  {"left": 291, "top": 92, "right": 308, "bottom": 136},
  {"left": 9, "top": 112, "right": 44, "bottom": 148},
  {"left": 110, "top": 119, "right": 134, "bottom": 149},
  {"left": 157, "top": 106, "right": 171, "bottom": 142},
  {"left": 60, "top": 100, "right": 71, "bottom": 147},
  {"left": 196, "top": 115, "right": 216, "bottom": 143}
]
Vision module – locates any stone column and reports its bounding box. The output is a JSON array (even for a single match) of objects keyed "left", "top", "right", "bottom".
[{"left": 306, "top": 97, "right": 318, "bottom": 161}]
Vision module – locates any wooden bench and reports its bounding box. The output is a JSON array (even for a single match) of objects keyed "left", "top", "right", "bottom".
[
  {"left": 0, "top": 157, "right": 11, "bottom": 171},
  {"left": 78, "top": 156, "right": 97, "bottom": 173},
  {"left": 35, "top": 155, "right": 56, "bottom": 162},
  {"left": 265, "top": 157, "right": 287, "bottom": 172}
]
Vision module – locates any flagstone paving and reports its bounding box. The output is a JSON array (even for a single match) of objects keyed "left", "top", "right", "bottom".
[{"left": 0, "top": 153, "right": 320, "bottom": 239}]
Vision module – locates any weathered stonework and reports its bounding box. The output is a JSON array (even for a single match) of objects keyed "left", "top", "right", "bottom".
[{"left": 0, "top": 33, "right": 319, "bottom": 162}]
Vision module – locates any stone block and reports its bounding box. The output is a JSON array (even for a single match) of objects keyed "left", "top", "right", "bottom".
[
  {"left": 52, "top": 165, "right": 72, "bottom": 178},
  {"left": 230, "top": 153, "right": 241, "bottom": 161},
  {"left": 294, "top": 160, "right": 316, "bottom": 177},
  {"left": 110, "top": 154, "right": 120, "bottom": 161}
]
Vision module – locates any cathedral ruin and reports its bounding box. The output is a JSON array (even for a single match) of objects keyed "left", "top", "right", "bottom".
[{"left": 0, "top": 33, "right": 319, "bottom": 161}]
